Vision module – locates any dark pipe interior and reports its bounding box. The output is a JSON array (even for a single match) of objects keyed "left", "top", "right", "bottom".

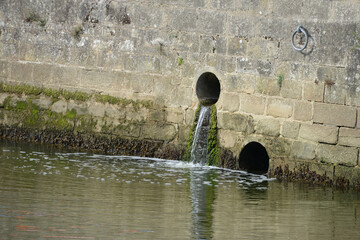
[
  {"left": 196, "top": 72, "right": 220, "bottom": 105},
  {"left": 239, "top": 142, "right": 269, "bottom": 174}
]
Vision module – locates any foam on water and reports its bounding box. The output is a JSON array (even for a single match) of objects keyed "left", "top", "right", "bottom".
[{"left": 0, "top": 142, "right": 274, "bottom": 191}]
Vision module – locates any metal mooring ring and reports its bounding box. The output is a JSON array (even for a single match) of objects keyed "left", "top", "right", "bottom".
[{"left": 291, "top": 25, "right": 308, "bottom": 51}]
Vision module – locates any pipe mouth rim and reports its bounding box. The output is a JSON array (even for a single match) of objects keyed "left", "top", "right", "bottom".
[
  {"left": 239, "top": 141, "right": 269, "bottom": 174},
  {"left": 196, "top": 72, "right": 221, "bottom": 106}
]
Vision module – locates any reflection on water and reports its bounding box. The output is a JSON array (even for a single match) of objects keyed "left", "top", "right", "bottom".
[
  {"left": 190, "top": 169, "right": 216, "bottom": 239},
  {"left": 0, "top": 140, "right": 359, "bottom": 240}
]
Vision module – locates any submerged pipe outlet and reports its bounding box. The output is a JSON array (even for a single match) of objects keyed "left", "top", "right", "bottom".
[
  {"left": 196, "top": 72, "right": 220, "bottom": 106},
  {"left": 239, "top": 142, "right": 269, "bottom": 174}
]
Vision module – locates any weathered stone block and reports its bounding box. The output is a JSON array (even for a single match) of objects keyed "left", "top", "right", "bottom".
[
  {"left": 229, "top": 15, "right": 254, "bottom": 37},
  {"left": 166, "top": 108, "right": 184, "bottom": 124},
  {"left": 217, "top": 56, "right": 236, "bottom": 74},
  {"left": 136, "top": 55, "right": 161, "bottom": 74},
  {"left": 227, "top": 37, "right": 247, "bottom": 56},
  {"left": 292, "top": 141, "right": 316, "bottom": 160},
  {"left": 132, "top": 3, "right": 164, "bottom": 28},
  {"left": 299, "top": 124, "right": 338, "bottom": 144},
  {"left": 165, "top": 7, "right": 197, "bottom": 32},
  {"left": 179, "top": 124, "right": 191, "bottom": 143},
  {"left": 246, "top": 37, "right": 278, "bottom": 60},
  {"left": 303, "top": 82, "right": 324, "bottom": 102},
  {"left": 113, "top": 71, "right": 131, "bottom": 90},
  {"left": 114, "top": 123, "right": 141, "bottom": 138},
  {"left": 290, "top": 63, "right": 317, "bottom": 82},
  {"left": 53, "top": 66, "right": 79, "bottom": 86},
  {"left": 165, "top": 31, "right": 200, "bottom": 53},
  {"left": 33, "top": 64, "right": 52, "bottom": 85},
  {"left": 80, "top": 69, "right": 117, "bottom": 90},
  {"left": 280, "top": 80, "right": 302, "bottom": 100},
  {"left": 197, "top": 10, "right": 226, "bottom": 34},
  {"left": 218, "top": 92, "right": 240, "bottom": 112},
  {"left": 217, "top": 112, "right": 254, "bottom": 133},
  {"left": 104, "top": 104, "right": 124, "bottom": 118},
  {"left": 214, "top": 36, "right": 227, "bottom": 55},
  {"left": 255, "top": 77, "right": 280, "bottom": 96},
  {"left": 88, "top": 102, "right": 105, "bottom": 118},
  {"left": 185, "top": 108, "right": 195, "bottom": 125},
  {"left": 333, "top": 2, "right": 360, "bottom": 23},
  {"left": 237, "top": 58, "right": 273, "bottom": 77},
  {"left": 0, "top": 94, "right": 9, "bottom": 107},
  {"left": 210, "top": 0, "right": 235, "bottom": 10},
  {"left": 0, "top": 60, "right": 9, "bottom": 78},
  {"left": 255, "top": 117, "right": 280, "bottom": 137},
  {"left": 131, "top": 74, "right": 154, "bottom": 94},
  {"left": 123, "top": 55, "right": 137, "bottom": 71},
  {"left": 334, "top": 165, "right": 360, "bottom": 186},
  {"left": 149, "top": 109, "right": 166, "bottom": 122},
  {"left": 170, "top": 86, "right": 192, "bottom": 107},
  {"left": 126, "top": 107, "right": 149, "bottom": 122},
  {"left": 267, "top": 98, "right": 293, "bottom": 118},
  {"left": 338, "top": 128, "right": 360, "bottom": 147},
  {"left": 308, "top": 162, "right": 334, "bottom": 180},
  {"left": 218, "top": 129, "right": 243, "bottom": 149},
  {"left": 317, "top": 66, "right": 346, "bottom": 85},
  {"left": 206, "top": 55, "right": 236, "bottom": 74},
  {"left": 281, "top": 121, "right": 300, "bottom": 139},
  {"left": 240, "top": 93, "right": 266, "bottom": 115},
  {"left": 32, "top": 97, "right": 52, "bottom": 110},
  {"left": 324, "top": 85, "right": 346, "bottom": 105},
  {"left": 317, "top": 144, "right": 358, "bottom": 166},
  {"left": 142, "top": 123, "right": 177, "bottom": 141},
  {"left": 11, "top": 62, "right": 32, "bottom": 83},
  {"left": 200, "top": 36, "right": 216, "bottom": 53},
  {"left": 266, "top": 137, "right": 292, "bottom": 157},
  {"left": 294, "top": 101, "right": 312, "bottom": 121},
  {"left": 224, "top": 74, "right": 256, "bottom": 94},
  {"left": 313, "top": 103, "right": 356, "bottom": 127},
  {"left": 51, "top": 100, "right": 67, "bottom": 114},
  {"left": 152, "top": 76, "right": 173, "bottom": 100}
]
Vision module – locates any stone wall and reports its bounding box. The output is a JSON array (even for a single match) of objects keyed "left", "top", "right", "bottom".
[{"left": 0, "top": 0, "right": 360, "bottom": 187}]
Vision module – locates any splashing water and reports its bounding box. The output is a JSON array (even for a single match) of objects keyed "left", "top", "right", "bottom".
[{"left": 190, "top": 105, "right": 210, "bottom": 165}]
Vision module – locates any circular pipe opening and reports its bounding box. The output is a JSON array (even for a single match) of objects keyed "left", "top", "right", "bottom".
[
  {"left": 196, "top": 72, "right": 220, "bottom": 106},
  {"left": 239, "top": 142, "right": 269, "bottom": 174}
]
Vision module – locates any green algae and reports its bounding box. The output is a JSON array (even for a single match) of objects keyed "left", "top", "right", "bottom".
[
  {"left": 206, "top": 105, "right": 219, "bottom": 166},
  {"left": 0, "top": 83, "right": 152, "bottom": 109}
]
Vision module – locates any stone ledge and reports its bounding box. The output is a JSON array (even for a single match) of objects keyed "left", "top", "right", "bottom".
[
  {"left": 0, "top": 125, "right": 183, "bottom": 160},
  {"left": 316, "top": 144, "right": 358, "bottom": 166}
]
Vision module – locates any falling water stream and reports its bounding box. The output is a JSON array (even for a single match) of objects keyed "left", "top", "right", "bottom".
[{"left": 190, "top": 105, "right": 210, "bottom": 165}]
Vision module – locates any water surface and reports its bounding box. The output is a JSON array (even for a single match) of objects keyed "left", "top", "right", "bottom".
[{"left": 0, "top": 141, "right": 359, "bottom": 239}]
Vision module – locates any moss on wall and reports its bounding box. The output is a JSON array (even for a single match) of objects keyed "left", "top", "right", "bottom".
[
  {"left": 0, "top": 83, "right": 158, "bottom": 135},
  {"left": 0, "top": 83, "right": 152, "bottom": 109},
  {"left": 206, "top": 105, "right": 219, "bottom": 166}
]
